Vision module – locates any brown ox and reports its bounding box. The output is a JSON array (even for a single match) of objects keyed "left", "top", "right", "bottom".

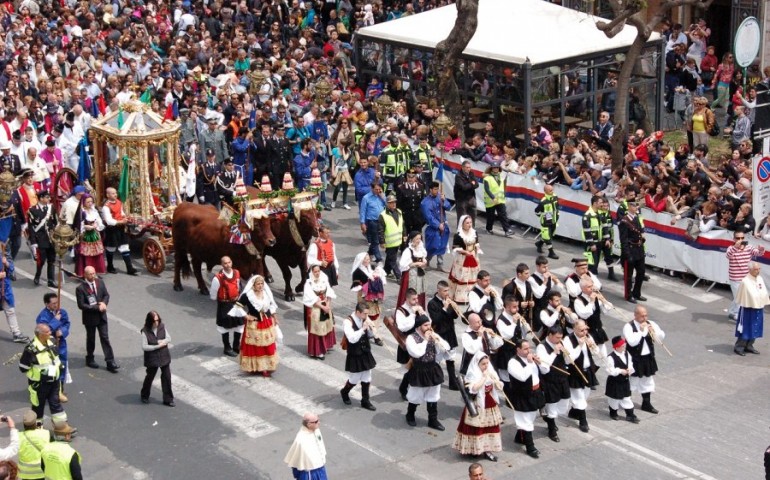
[
  {"left": 245, "top": 186, "right": 319, "bottom": 301},
  {"left": 172, "top": 202, "right": 276, "bottom": 294}
]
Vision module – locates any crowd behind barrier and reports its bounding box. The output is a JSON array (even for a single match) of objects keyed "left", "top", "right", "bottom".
[{"left": 433, "top": 150, "right": 770, "bottom": 287}]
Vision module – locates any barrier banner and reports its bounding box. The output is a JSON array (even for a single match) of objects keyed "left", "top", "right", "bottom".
[{"left": 434, "top": 151, "right": 770, "bottom": 286}]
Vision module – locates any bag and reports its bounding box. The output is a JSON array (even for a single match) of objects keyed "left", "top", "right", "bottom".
[
  {"left": 709, "top": 112, "right": 720, "bottom": 137},
  {"left": 340, "top": 335, "right": 348, "bottom": 350}
]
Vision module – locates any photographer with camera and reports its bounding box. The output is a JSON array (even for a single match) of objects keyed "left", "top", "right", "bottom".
[{"left": 0, "top": 414, "right": 18, "bottom": 462}]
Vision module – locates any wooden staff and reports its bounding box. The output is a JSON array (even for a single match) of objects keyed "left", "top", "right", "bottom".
[
  {"left": 647, "top": 323, "right": 673, "bottom": 357},
  {"left": 560, "top": 340, "right": 589, "bottom": 384}
]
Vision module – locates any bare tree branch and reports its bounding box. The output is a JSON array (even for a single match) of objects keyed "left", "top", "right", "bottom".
[{"left": 596, "top": 7, "right": 641, "bottom": 38}]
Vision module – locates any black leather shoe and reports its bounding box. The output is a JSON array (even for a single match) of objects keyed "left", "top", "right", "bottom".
[
  {"left": 374, "top": 338, "right": 384, "bottom": 346},
  {"left": 635, "top": 295, "right": 647, "bottom": 302},
  {"left": 641, "top": 404, "right": 659, "bottom": 414},
  {"left": 746, "top": 346, "right": 760, "bottom": 354},
  {"left": 33, "top": 277, "right": 40, "bottom": 286},
  {"left": 107, "top": 266, "right": 118, "bottom": 274},
  {"left": 86, "top": 361, "right": 99, "bottom": 369},
  {"left": 163, "top": 401, "right": 175, "bottom": 407},
  {"left": 626, "top": 297, "right": 637, "bottom": 304},
  {"left": 141, "top": 397, "right": 149, "bottom": 404},
  {"left": 526, "top": 448, "right": 540, "bottom": 459},
  {"left": 47, "top": 281, "right": 56, "bottom": 287},
  {"left": 579, "top": 424, "right": 590, "bottom": 433},
  {"left": 405, "top": 416, "right": 416, "bottom": 427},
  {"left": 106, "top": 363, "right": 120, "bottom": 373},
  {"left": 428, "top": 420, "right": 445, "bottom": 431},
  {"left": 483, "top": 452, "right": 497, "bottom": 462},
  {"left": 734, "top": 348, "right": 746, "bottom": 356}
]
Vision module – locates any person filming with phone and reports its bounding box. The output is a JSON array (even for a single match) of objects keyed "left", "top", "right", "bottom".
[
  {"left": 726, "top": 229, "right": 765, "bottom": 321},
  {"left": 0, "top": 414, "right": 19, "bottom": 461}
]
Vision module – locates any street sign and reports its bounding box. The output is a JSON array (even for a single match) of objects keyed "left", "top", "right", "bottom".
[{"left": 734, "top": 16, "right": 761, "bottom": 68}]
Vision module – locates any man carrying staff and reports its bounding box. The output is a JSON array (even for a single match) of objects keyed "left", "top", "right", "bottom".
[
  {"left": 307, "top": 225, "right": 339, "bottom": 287},
  {"left": 427, "top": 280, "right": 460, "bottom": 391},
  {"left": 531, "top": 255, "right": 562, "bottom": 330},
  {"left": 573, "top": 277, "right": 611, "bottom": 358},
  {"left": 467, "top": 270, "right": 503, "bottom": 331},
  {"left": 495, "top": 296, "right": 527, "bottom": 385},
  {"left": 563, "top": 319, "right": 600, "bottom": 433},
  {"left": 540, "top": 291, "right": 577, "bottom": 337},
  {"left": 460, "top": 313, "right": 502, "bottom": 375},
  {"left": 536, "top": 326, "right": 570, "bottom": 442},
  {"left": 101, "top": 187, "right": 138, "bottom": 276},
  {"left": 395, "top": 288, "right": 424, "bottom": 400},
  {"left": 209, "top": 256, "right": 243, "bottom": 357},
  {"left": 502, "top": 263, "right": 542, "bottom": 335},
  {"left": 421, "top": 181, "right": 451, "bottom": 272},
  {"left": 507, "top": 339, "right": 545, "bottom": 459},
  {"left": 623, "top": 306, "right": 665, "bottom": 414},
  {"left": 405, "top": 314, "right": 450, "bottom": 431},
  {"left": 340, "top": 302, "right": 377, "bottom": 411},
  {"left": 564, "top": 258, "right": 602, "bottom": 309}
]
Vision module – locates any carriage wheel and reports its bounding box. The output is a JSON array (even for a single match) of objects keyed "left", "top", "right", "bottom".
[
  {"left": 52, "top": 167, "right": 78, "bottom": 213},
  {"left": 142, "top": 236, "right": 166, "bottom": 275}
]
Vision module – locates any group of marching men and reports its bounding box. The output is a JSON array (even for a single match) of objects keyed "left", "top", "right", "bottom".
[{"left": 337, "top": 253, "right": 665, "bottom": 462}]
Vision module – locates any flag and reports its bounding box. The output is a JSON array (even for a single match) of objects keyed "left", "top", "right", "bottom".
[
  {"left": 163, "top": 103, "right": 174, "bottom": 123},
  {"left": 172, "top": 100, "right": 179, "bottom": 119},
  {"left": 77, "top": 137, "right": 90, "bottom": 183},
  {"left": 97, "top": 95, "right": 107, "bottom": 116},
  {"left": 89, "top": 97, "right": 99, "bottom": 118},
  {"left": 435, "top": 160, "right": 444, "bottom": 183},
  {"left": 117, "top": 107, "right": 124, "bottom": 129},
  {"left": 248, "top": 108, "right": 256, "bottom": 130},
  {"left": 117, "top": 156, "right": 130, "bottom": 202},
  {"left": 140, "top": 88, "right": 152, "bottom": 105}
]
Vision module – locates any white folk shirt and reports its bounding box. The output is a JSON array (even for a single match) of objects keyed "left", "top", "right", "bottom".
[
  {"left": 574, "top": 293, "right": 610, "bottom": 320},
  {"left": 467, "top": 286, "right": 503, "bottom": 314},
  {"left": 344, "top": 314, "right": 373, "bottom": 343},
  {"left": 565, "top": 271, "right": 602, "bottom": 299},
  {"left": 623, "top": 320, "right": 665, "bottom": 356},
  {"left": 395, "top": 304, "right": 417, "bottom": 333},
  {"left": 508, "top": 355, "right": 540, "bottom": 388},
  {"left": 565, "top": 334, "right": 595, "bottom": 370}
]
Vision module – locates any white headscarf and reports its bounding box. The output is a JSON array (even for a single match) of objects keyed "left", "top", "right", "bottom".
[
  {"left": 350, "top": 252, "right": 369, "bottom": 277},
  {"left": 465, "top": 351, "right": 501, "bottom": 409},
  {"left": 408, "top": 232, "right": 428, "bottom": 258},
  {"left": 456, "top": 214, "right": 478, "bottom": 246}
]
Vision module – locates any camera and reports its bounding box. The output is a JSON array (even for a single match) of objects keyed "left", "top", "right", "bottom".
[
  {"left": 0, "top": 416, "right": 7, "bottom": 422},
  {"left": 742, "top": 241, "right": 749, "bottom": 246}
]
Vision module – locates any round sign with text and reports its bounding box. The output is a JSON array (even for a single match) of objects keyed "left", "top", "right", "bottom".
[{"left": 734, "top": 17, "right": 761, "bottom": 68}]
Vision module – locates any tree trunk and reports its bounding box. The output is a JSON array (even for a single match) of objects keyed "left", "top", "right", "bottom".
[
  {"left": 431, "top": 0, "right": 479, "bottom": 138},
  {"left": 609, "top": 31, "right": 648, "bottom": 170}
]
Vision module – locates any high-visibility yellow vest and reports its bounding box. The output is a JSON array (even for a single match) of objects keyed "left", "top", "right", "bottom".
[
  {"left": 483, "top": 174, "right": 505, "bottom": 208},
  {"left": 381, "top": 147, "right": 403, "bottom": 178},
  {"left": 582, "top": 207, "right": 601, "bottom": 242},
  {"left": 41, "top": 441, "right": 79, "bottom": 480},
  {"left": 26, "top": 338, "right": 61, "bottom": 383},
  {"left": 412, "top": 146, "right": 431, "bottom": 168},
  {"left": 18, "top": 429, "right": 50, "bottom": 479},
  {"left": 539, "top": 194, "right": 559, "bottom": 226},
  {"left": 380, "top": 209, "right": 404, "bottom": 248}
]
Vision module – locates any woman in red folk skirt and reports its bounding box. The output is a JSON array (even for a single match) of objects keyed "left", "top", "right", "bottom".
[
  {"left": 303, "top": 265, "right": 337, "bottom": 359},
  {"left": 453, "top": 351, "right": 503, "bottom": 462},
  {"left": 448, "top": 215, "right": 482, "bottom": 303},
  {"left": 230, "top": 275, "right": 279, "bottom": 377}
]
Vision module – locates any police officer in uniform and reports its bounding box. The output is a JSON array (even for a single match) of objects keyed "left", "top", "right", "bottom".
[
  {"left": 268, "top": 124, "right": 293, "bottom": 190},
  {"left": 412, "top": 136, "right": 433, "bottom": 172},
  {"left": 618, "top": 201, "right": 646, "bottom": 303},
  {"left": 179, "top": 108, "right": 197, "bottom": 147},
  {"left": 534, "top": 184, "right": 559, "bottom": 259},
  {"left": 28, "top": 190, "right": 57, "bottom": 287},
  {"left": 18, "top": 324, "right": 77, "bottom": 434},
  {"left": 216, "top": 158, "right": 239, "bottom": 207},
  {"left": 581, "top": 195, "right": 603, "bottom": 275},
  {"left": 395, "top": 168, "right": 425, "bottom": 241},
  {"left": 197, "top": 148, "right": 221, "bottom": 207}
]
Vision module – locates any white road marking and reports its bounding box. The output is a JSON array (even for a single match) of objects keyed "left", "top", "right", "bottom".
[
  {"left": 331, "top": 428, "right": 432, "bottom": 480},
  {"left": 193, "top": 355, "right": 331, "bottom": 415},
  {"left": 279, "top": 345, "right": 384, "bottom": 399},
  {"left": 550, "top": 267, "right": 686, "bottom": 313},
  {"left": 294, "top": 329, "right": 406, "bottom": 381},
  {"left": 593, "top": 426, "right": 719, "bottom": 480},
  {"left": 601, "top": 441, "right": 690, "bottom": 479},
  {"left": 131, "top": 368, "right": 279, "bottom": 439}
]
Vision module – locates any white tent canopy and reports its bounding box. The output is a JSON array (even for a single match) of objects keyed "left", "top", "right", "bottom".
[{"left": 356, "top": 0, "right": 660, "bottom": 67}]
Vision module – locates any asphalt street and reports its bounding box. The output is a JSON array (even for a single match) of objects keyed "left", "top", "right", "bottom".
[{"left": 0, "top": 205, "right": 766, "bottom": 480}]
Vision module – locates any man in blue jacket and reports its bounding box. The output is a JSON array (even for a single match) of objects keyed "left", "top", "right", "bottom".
[
  {"left": 231, "top": 127, "right": 254, "bottom": 187},
  {"left": 35, "top": 293, "right": 71, "bottom": 402},
  {"left": 354, "top": 156, "right": 379, "bottom": 204},
  {"left": 293, "top": 138, "right": 317, "bottom": 191},
  {"left": 359, "top": 183, "right": 385, "bottom": 263}
]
